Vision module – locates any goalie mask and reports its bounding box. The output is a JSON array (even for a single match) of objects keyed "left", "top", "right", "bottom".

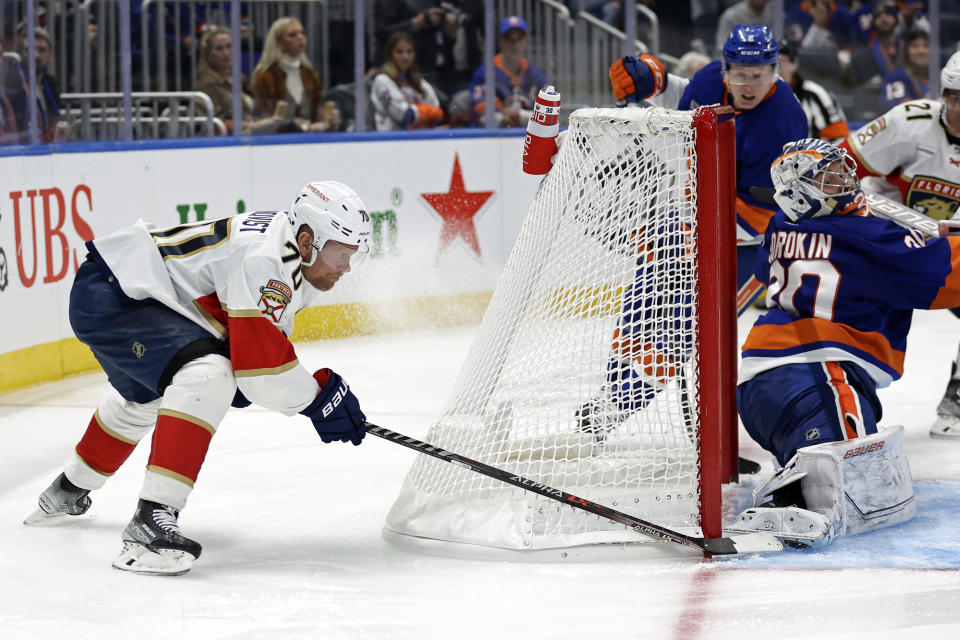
[
  {"left": 771, "top": 138, "right": 860, "bottom": 222},
  {"left": 289, "top": 181, "right": 372, "bottom": 267}
]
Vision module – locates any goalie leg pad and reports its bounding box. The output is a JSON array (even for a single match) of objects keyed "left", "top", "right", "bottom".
[{"left": 730, "top": 426, "right": 915, "bottom": 547}]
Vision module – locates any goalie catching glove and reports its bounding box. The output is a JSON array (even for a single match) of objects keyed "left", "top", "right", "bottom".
[
  {"left": 609, "top": 54, "right": 667, "bottom": 105},
  {"left": 300, "top": 368, "right": 366, "bottom": 445}
]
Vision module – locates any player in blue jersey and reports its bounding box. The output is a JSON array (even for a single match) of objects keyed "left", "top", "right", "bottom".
[
  {"left": 728, "top": 138, "right": 960, "bottom": 548},
  {"left": 577, "top": 25, "right": 809, "bottom": 436}
]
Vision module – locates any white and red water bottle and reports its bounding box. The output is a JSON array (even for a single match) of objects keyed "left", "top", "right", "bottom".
[{"left": 522, "top": 86, "right": 561, "bottom": 175}]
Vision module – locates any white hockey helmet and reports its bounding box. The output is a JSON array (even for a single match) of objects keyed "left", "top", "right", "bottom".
[
  {"left": 941, "top": 50, "right": 960, "bottom": 94},
  {"left": 771, "top": 138, "right": 860, "bottom": 222},
  {"left": 288, "top": 181, "right": 372, "bottom": 267}
]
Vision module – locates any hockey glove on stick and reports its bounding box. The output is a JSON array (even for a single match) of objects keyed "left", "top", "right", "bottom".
[
  {"left": 609, "top": 54, "right": 667, "bottom": 106},
  {"left": 300, "top": 369, "right": 366, "bottom": 445}
]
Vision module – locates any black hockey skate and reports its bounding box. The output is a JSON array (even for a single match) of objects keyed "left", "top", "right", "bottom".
[
  {"left": 575, "top": 396, "right": 631, "bottom": 442},
  {"left": 23, "top": 473, "right": 92, "bottom": 525},
  {"left": 112, "top": 499, "right": 202, "bottom": 576}
]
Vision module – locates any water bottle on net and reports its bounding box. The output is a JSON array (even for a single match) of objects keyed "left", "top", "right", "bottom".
[{"left": 522, "top": 86, "right": 561, "bottom": 175}]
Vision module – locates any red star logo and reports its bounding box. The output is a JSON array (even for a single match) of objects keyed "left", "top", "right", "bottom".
[{"left": 421, "top": 154, "right": 494, "bottom": 257}]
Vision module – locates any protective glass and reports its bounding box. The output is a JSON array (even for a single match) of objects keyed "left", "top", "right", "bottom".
[
  {"left": 724, "top": 66, "right": 776, "bottom": 86},
  {"left": 313, "top": 238, "right": 369, "bottom": 271},
  {"left": 943, "top": 92, "right": 960, "bottom": 110}
]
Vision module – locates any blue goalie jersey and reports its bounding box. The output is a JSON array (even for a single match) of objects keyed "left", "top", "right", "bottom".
[{"left": 740, "top": 206, "right": 960, "bottom": 388}]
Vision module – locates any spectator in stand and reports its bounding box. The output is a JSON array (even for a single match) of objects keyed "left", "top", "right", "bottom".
[
  {"left": 0, "top": 40, "right": 19, "bottom": 143},
  {"left": 785, "top": 0, "right": 856, "bottom": 51},
  {"left": 881, "top": 28, "right": 930, "bottom": 110},
  {"left": 715, "top": 0, "right": 773, "bottom": 56},
  {"left": 779, "top": 39, "right": 849, "bottom": 142},
  {"left": 847, "top": 2, "right": 903, "bottom": 86},
  {"left": 370, "top": 31, "right": 444, "bottom": 131},
  {"left": 194, "top": 26, "right": 284, "bottom": 135},
  {"left": 468, "top": 16, "right": 547, "bottom": 128},
  {"left": 377, "top": 1, "right": 466, "bottom": 98},
  {"left": 674, "top": 50, "right": 711, "bottom": 78},
  {"left": 897, "top": 0, "right": 930, "bottom": 36},
  {"left": 12, "top": 27, "right": 68, "bottom": 142},
  {"left": 690, "top": 0, "right": 740, "bottom": 56},
  {"left": 252, "top": 17, "right": 340, "bottom": 133}
]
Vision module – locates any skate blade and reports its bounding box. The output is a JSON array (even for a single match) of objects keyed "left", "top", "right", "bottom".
[
  {"left": 930, "top": 415, "right": 960, "bottom": 439},
  {"left": 23, "top": 508, "right": 65, "bottom": 526},
  {"left": 112, "top": 541, "right": 195, "bottom": 576}
]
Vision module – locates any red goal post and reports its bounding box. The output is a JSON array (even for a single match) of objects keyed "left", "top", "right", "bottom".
[{"left": 693, "top": 105, "right": 738, "bottom": 541}]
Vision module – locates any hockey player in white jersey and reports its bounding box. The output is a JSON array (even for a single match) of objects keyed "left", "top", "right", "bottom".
[
  {"left": 840, "top": 51, "right": 960, "bottom": 439},
  {"left": 24, "top": 181, "right": 372, "bottom": 575}
]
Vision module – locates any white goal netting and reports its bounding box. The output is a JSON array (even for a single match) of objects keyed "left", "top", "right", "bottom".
[{"left": 386, "top": 107, "right": 711, "bottom": 550}]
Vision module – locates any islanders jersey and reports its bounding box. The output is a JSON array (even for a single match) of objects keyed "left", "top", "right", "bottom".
[
  {"left": 87, "top": 210, "right": 321, "bottom": 415},
  {"left": 842, "top": 99, "right": 960, "bottom": 220},
  {"left": 740, "top": 207, "right": 960, "bottom": 388},
  {"left": 469, "top": 54, "right": 548, "bottom": 121},
  {"left": 677, "top": 60, "right": 809, "bottom": 240}
]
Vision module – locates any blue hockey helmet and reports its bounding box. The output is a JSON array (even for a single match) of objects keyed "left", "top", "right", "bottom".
[
  {"left": 771, "top": 138, "right": 861, "bottom": 222},
  {"left": 722, "top": 24, "right": 779, "bottom": 67}
]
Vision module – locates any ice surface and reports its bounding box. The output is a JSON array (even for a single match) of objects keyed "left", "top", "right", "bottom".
[{"left": 2, "top": 312, "right": 959, "bottom": 639}]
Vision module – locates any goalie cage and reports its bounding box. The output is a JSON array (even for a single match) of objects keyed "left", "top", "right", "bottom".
[{"left": 385, "top": 105, "right": 738, "bottom": 553}]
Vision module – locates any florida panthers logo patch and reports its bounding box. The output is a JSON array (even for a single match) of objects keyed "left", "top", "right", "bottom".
[{"left": 258, "top": 279, "right": 293, "bottom": 323}]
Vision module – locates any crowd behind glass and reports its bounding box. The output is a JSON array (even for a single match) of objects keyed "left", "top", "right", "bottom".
[{"left": 1, "top": 0, "right": 958, "bottom": 144}]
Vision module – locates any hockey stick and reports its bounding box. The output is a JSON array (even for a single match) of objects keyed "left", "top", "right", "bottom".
[
  {"left": 863, "top": 192, "right": 960, "bottom": 238},
  {"left": 367, "top": 422, "right": 783, "bottom": 556}
]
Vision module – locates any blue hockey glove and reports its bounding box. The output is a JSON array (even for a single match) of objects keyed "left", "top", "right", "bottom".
[
  {"left": 609, "top": 54, "right": 668, "bottom": 106},
  {"left": 300, "top": 368, "right": 366, "bottom": 445}
]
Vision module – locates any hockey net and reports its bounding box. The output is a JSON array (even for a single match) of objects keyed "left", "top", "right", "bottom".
[{"left": 386, "top": 106, "right": 737, "bottom": 550}]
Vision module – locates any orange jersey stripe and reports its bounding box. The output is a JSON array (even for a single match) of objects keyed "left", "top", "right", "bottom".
[
  {"left": 931, "top": 237, "right": 960, "bottom": 309},
  {"left": 737, "top": 277, "right": 765, "bottom": 314},
  {"left": 737, "top": 197, "right": 776, "bottom": 236},
  {"left": 824, "top": 362, "right": 863, "bottom": 440},
  {"left": 742, "top": 317, "right": 906, "bottom": 375},
  {"left": 819, "top": 121, "right": 849, "bottom": 141},
  {"left": 611, "top": 328, "right": 677, "bottom": 382}
]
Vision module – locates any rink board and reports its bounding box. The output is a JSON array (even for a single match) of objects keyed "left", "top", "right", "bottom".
[{"left": 0, "top": 131, "right": 534, "bottom": 391}]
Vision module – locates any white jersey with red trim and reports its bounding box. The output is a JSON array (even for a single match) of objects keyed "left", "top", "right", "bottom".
[
  {"left": 843, "top": 99, "right": 960, "bottom": 220},
  {"left": 89, "top": 210, "right": 321, "bottom": 415}
]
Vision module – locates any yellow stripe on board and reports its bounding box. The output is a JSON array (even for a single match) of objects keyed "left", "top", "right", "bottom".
[
  {"left": 535, "top": 284, "right": 624, "bottom": 320},
  {"left": 0, "top": 292, "right": 492, "bottom": 395},
  {"left": 0, "top": 337, "right": 100, "bottom": 393}
]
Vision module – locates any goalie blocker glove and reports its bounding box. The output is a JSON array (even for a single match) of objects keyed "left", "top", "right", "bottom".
[
  {"left": 609, "top": 54, "right": 667, "bottom": 105},
  {"left": 300, "top": 368, "right": 367, "bottom": 445}
]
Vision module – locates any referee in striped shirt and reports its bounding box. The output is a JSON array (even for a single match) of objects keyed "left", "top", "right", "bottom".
[{"left": 778, "top": 39, "right": 850, "bottom": 142}]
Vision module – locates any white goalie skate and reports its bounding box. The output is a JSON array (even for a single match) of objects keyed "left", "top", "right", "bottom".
[{"left": 727, "top": 506, "right": 834, "bottom": 548}]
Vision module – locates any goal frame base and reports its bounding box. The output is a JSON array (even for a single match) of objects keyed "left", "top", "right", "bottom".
[{"left": 381, "top": 527, "right": 705, "bottom": 563}]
